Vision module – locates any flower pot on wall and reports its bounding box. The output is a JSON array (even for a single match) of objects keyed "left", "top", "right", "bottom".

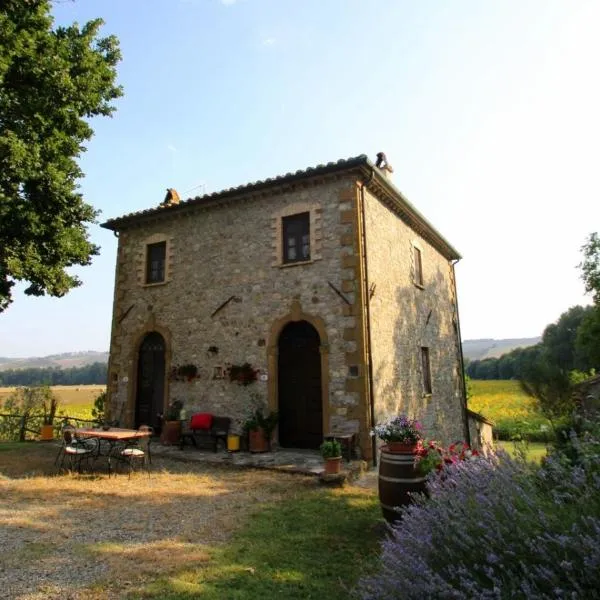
[
  {"left": 161, "top": 421, "right": 181, "bottom": 445},
  {"left": 40, "top": 424, "right": 54, "bottom": 441}
]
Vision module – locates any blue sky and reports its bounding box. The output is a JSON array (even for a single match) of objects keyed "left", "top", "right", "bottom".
[{"left": 2, "top": 0, "right": 599, "bottom": 357}]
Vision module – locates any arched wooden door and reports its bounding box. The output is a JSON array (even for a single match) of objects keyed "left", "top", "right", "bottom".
[
  {"left": 135, "top": 332, "right": 165, "bottom": 430},
  {"left": 278, "top": 320, "right": 322, "bottom": 449}
]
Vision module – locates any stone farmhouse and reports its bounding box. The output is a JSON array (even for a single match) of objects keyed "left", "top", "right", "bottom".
[{"left": 101, "top": 153, "right": 469, "bottom": 462}]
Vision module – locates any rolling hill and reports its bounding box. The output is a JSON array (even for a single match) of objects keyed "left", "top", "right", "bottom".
[
  {"left": 0, "top": 337, "right": 540, "bottom": 372},
  {"left": 462, "top": 338, "right": 540, "bottom": 361},
  {"left": 0, "top": 351, "right": 109, "bottom": 371}
]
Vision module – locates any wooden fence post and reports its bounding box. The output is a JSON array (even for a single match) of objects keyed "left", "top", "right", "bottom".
[{"left": 19, "top": 415, "right": 27, "bottom": 442}]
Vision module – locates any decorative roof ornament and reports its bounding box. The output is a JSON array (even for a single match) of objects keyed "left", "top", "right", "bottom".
[
  {"left": 375, "top": 151, "right": 394, "bottom": 174},
  {"left": 161, "top": 188, "right": 180, "bottom": 207}
]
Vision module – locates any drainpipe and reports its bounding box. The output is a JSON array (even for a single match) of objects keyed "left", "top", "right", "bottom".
[
  {"left": 358, "top": 169, "right": 378, "bottom": 466},
  {"left": 451, "top": 259, "right": 470, "bottom": 445}
]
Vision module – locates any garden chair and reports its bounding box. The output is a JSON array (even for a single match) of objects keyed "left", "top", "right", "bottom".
[
  {"left": 117, "top": 425, "right": 153, "bottom": 478},
  {"left": 55, "top": 425, "right": 98, "bottom": 473}
]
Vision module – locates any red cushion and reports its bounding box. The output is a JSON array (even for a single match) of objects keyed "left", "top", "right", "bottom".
[{"left": 190, "top": 413, "right": 213, "bottom": 430}]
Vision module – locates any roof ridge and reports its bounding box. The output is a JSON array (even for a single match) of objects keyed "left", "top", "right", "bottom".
[{"left": 101, "top": 154, "right": 369, "bottom": 228}]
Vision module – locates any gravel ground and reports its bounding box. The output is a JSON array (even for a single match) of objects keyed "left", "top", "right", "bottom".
[{"left": 0, "top": 445, "right": 321, "bottom": 599}]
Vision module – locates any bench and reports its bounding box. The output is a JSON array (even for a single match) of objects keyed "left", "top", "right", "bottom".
[{"left": 179, "top": 414, "right": 231, "bottom": 452}]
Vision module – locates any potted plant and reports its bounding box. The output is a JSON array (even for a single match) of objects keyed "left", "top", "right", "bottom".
[
  {"left": 40, "top": 392, "right": 59, "bottom": 441},
  {"left": 160, "top": 399, "right": 184, "bottom": 445},
  {"left": 320, "top": 438, "right": 343, "bottom": 475},
  {"left": 371, "top": 414, "right": 423, "bottom": 453},
  {"left": 243, "top": 407, "right": 278, "bottom": 452}
]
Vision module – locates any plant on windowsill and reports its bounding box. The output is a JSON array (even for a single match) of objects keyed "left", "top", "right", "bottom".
[
  {"left": 320, "top": 438, "right": 343, "bottom": 475},
  {"left": 229, "top": 363, "right": 258, "bottom": 386},
  {"left": 160, "top": 399, "right": 184, "bottom": 445},
  {"left": 243, "top": 407, "right": 279, "bottom": 452}
]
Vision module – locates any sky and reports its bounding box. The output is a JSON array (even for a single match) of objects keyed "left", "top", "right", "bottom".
[{"left": 1, "top": 0, "right": 599, "bottom": 357}]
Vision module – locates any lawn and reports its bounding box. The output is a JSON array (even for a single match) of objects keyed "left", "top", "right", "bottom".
[
  {"left": 0, "top": 443, "right": 381, "bottom": 599},
  {"left": 469, "top": 379, "right": 555, "bottom": 441},
  {"left": 495, "top": 440, "right": 548, "bottom": 463}
]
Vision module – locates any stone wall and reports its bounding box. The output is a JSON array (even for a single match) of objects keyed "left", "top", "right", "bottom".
[
  {"left": 467, "top": 411, "right": 494, "bottom": 454},
  {"left": 107, "top": 176, "right": 365, "bottom": 443},
  {"left": 362, "top": 187, "right": 466, "bottom": 446}
]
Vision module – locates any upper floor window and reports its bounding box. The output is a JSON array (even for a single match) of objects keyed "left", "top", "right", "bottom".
[
  {"left": 413, "top": 245, "right": 423, "bottom": 287},
  {"left": 282, "top": 212, "right": 310, "bottom": 264},
  {"left": 146, "top": 241, "right": 166, "bottom": 284}
]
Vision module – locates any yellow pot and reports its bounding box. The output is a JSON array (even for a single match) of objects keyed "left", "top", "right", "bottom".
[
  {"left": 227, "top": 434, "right": 240, "bottom": 452},
  {"left": 40, "top": 424, "right": 54, "bottom": 441}
]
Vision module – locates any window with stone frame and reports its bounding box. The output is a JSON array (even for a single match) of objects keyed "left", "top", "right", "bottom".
[
  {"left": 146, "top": 241, "right": 166, "bottom": 284},
  {"left": 282, "top": 212, "right": 310, "bottom": 264},
  {"left": 413, "top": 245, "right": 424, "bottom": 287},
  {"left": 421, "top": 346, "right": 432, "bottom": 395}
]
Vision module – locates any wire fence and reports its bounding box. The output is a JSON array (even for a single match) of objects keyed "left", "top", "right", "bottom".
[{"left": 0, "top": 413, "right": 101, "bottom": 442}]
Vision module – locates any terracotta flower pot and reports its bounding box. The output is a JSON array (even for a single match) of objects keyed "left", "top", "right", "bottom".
[
  {"left": 248, "top": 428, "right": 269, "bottom": 453},
  {"left": 161, "top": 420, "right": 181, "bottom": 445},
  {"left": 40, "top": 424, "right": 54, "bottom": 441},
  {"left": 324, "top": 456, "right": 342, "bottom": 475},
  {"left": 385, "top": 442, "right": 418, "bottom": 454}
]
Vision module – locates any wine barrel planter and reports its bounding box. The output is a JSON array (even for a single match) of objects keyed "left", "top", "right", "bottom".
[{"left": 378, "top": 446, "right": 427, "bottom": 523}]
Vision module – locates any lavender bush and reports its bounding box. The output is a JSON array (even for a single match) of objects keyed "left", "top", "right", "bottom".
[{"left": 357, "top": 441, "right": 600, "bottom": 599}]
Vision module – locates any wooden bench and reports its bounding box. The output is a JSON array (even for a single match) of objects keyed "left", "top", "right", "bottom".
[{"left": 179, "top": 414, "right": 231, "bottom": 452}]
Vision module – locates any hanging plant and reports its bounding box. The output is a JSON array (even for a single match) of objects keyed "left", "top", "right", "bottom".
[{"left": 228, "top": 363, "right": 258, "bottom": 386}]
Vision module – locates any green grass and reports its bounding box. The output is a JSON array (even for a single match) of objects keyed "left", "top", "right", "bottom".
[
  {"left": 495, "top": 440, "right": 548, "bottom": 463},
  {"left": 130, "top": 487, "right": 382, "bottom": 599},
  {"left": 469, "top": 380, "right": 554, "bottom": 441}
]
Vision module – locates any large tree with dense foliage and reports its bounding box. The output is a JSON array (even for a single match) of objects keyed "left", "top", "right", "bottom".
[
  {"left": 579, "top": 232, "right": 600, "bottom": 303},
  {"left": 575, "top": 232, "right": 600, "bottom": 367},
  {"left": 0, "top": 0, "right": 122, "bottom": 311}
]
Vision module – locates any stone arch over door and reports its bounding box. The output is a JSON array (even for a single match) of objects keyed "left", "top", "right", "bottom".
[
  {"left": 267, "top": 301, "right": 330, "bottom": 449},
  {"left": 134, "top": 331, "right": 167, "bottom": 431}
]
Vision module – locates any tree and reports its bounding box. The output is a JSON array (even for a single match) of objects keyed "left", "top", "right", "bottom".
[
  {"left": 0, "top": 1, "right": 122, "bottom": 311},
  {"left": 519, "top": 358, "right": 574, "bottom": 427},
  {"left": 576, "top": 306, "right": 600, "bottom": 370},
  {"left": 576, "top": 233, "right": 600, "bottom": 370},
  {"left": 579, "top": 232, "right": 600, "bottom": 303},
  {"left": 541, "top": 305, "right": 594, "bottom": 371}
]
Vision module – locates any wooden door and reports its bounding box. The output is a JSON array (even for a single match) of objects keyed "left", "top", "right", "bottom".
[
  {"left": 135, "top": 332, "right": 165, "bottom": 430},
  {"left": 278, "top": 321, "right": 322, "bottom": 449}
]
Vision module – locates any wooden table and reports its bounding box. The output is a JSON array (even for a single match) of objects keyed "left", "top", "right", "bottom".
[
  {"left": 75, "top": 427, "right": 151, "bottom": 442},
  {"left": 75, "top": 428, "right": 151, "bottom": 474}
]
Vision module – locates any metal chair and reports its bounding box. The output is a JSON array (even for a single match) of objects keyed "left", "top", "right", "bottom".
[
  {"left": 118, "top": 425, "right": 153, "bottom": 478},
  {"left": 55, "top": 425, "right": 98, "bottom": 473}
]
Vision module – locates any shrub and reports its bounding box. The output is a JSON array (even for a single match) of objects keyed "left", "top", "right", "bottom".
[
  {"left": 0, "top": 386, "right": 58, "bottom": 440},
  {"left": 320, "top": 438, "right": 342, "bottom": 459},
  {"left": 357, "top": 442, "right": 600, "bottom": 599},
  {"left": 91, "top": 390, "right": 106, "bottom": 425}
]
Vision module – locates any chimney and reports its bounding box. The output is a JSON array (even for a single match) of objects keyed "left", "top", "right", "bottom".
[{"left": 375, "top": 152, "right": 394, "bottom": 179}]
